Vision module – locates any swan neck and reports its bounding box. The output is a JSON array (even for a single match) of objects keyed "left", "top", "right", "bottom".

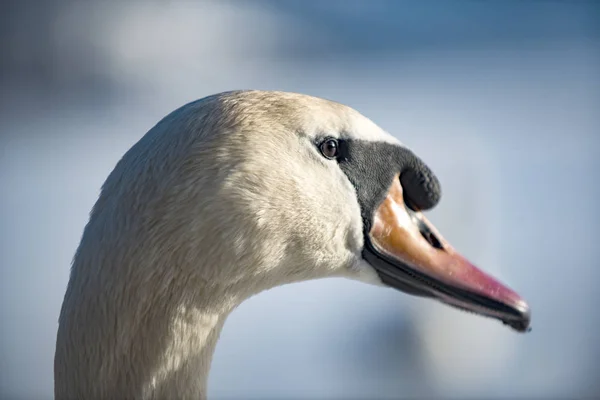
[
  {"left": 55, "top": 274, "right": 233, "bottom": 400},
  {"left": 146, "top": 305, "right": 228, "bottom": 399}
]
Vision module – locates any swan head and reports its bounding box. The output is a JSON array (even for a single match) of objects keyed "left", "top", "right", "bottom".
[
  {"left": 55, "top": 90, "right": 532, "bottom": 399},
  {"left": 98, "top": 90, "right": 529, "bottom": 333}
]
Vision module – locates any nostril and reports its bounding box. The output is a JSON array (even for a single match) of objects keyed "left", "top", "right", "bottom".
[
  {"left": 420, "top": 228, "right": 444, "bottom": 250},
  {"left": 405, "top": 204, "right": 445, "bottom": 251}
]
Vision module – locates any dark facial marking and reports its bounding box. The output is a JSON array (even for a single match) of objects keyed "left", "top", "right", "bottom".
[{"left": 335, "top": 139, "right": 441, "bottom": 234}]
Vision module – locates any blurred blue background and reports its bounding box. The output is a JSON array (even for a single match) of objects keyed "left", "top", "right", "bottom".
[{"left": 1, "top": 1, "right": 599, "bottom": 399}]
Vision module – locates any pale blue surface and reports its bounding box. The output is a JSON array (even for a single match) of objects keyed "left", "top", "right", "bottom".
[{"left": 1, "top": 1, "right": 599, "bottom": 398}]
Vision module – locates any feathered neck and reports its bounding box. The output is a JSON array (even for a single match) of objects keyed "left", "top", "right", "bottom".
[{"left": 55, "top": 243, "right": 238, "bottom": 399}]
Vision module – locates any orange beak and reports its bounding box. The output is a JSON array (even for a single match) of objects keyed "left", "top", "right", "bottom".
[{"left": 364, "top": 174, "right": 531, "bottom": 332}]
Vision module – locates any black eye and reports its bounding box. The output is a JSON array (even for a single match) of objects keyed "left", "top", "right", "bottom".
[{"left": 319, "top": 138, "right": 339, "bottom": 159}]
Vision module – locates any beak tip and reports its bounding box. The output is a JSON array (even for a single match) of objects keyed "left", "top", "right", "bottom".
[{"left": 505, "top": 299, "right": 532, "bottom": 333}]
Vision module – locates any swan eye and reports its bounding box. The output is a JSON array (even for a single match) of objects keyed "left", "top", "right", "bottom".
[{"left": 319, "top": 138, "right": 339, "bottom": 159}]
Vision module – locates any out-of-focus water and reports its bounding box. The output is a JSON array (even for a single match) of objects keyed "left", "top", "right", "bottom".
[{"left": 1, "top": 1, "right": 599, "bottom": 399}]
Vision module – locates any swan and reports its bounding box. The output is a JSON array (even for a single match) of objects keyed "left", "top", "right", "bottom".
[{"left": 54, "top": 90, "right": 530, "bottom": 399}]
